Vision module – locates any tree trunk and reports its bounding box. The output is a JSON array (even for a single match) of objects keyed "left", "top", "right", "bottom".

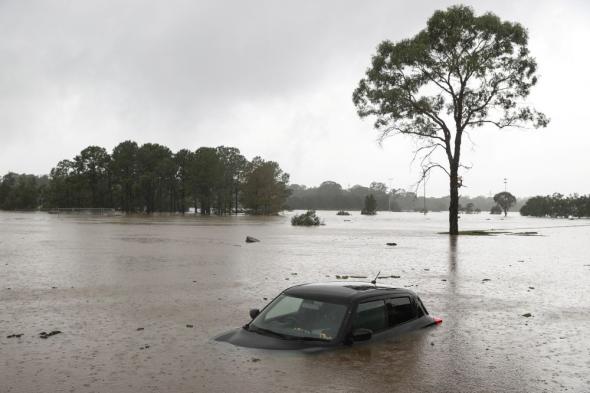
[
  {"left": 234, "top": 178, "right": 239, "bottom": 215},
  {"left": 449, "top": 168, "right": 459, "bottom": 235}
]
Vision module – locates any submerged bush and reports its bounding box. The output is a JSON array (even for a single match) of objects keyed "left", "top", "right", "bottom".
[
  {"left": 336, "top": 210, "right": 350, "bottom": 216},
  {"left": 291, "top": 210, "right": 321, "bottom": 226},
  {"left": 490, "top": 204, "right": 502, "bottom": 215}
]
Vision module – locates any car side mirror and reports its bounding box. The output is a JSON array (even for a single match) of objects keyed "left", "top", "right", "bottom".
[
  {"left": 352, "top": 328, "right": 373, "bottom": 342},
  {"left": 249, "top": 308, "right": 260, "bottom": 319}
]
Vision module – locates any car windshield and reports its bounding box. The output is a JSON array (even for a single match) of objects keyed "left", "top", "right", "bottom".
[{"left": 249, "top": 294, "right": 347, "bottom": 341}]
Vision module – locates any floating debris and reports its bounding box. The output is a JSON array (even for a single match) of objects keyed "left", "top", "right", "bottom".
[
  {"left": 186, "top": 324, "right": 194, "bottom": 328},
  {"left": 6, "top": 334, "right": 23, "bottom": 339},
  {"left": 482, "top": 278, "right": 491, "bottom": 282},
  {"left": 139, "top": 344, "right": 150, "bottom": 350},
  {"left": 39, "top": 330, "right": 62, "bottom": 339},
  {"left": 509, "top": 232, "right": 541, "bottom": 236},
  {"left": 245, "top": 236, "right": 260, "bottom": 243},
  {"left": 251, "top": 358, "right": 261, "bottom": 363},
  {"left": 522, "top": 313, "right": 533, "bottom": 318},
  {"left": 136, "top": 327, "right": 144, "bottom": 331},
  {"left": 386, "top": 242, "right": 397, "bottom": 246}
]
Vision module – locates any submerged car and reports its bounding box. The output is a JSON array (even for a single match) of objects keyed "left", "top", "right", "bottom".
[{"left": 215, "top": 281, "right": 442, "bottom": 350}]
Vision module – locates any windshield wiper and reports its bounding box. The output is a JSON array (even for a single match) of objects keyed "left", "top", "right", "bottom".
[
  {"left": 248, "top": 326, "right": 331, "bottom": 342},
  {"left": 247, "top": 325, "right": 292, "bottom": 340},
  {"left": 289, "top": 336, "right": 331, "bottom": 342}
]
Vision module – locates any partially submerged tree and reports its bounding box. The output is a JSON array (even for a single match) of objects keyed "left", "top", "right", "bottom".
[
  {"left": 353, "top": 5, "right": 548, "bottom": 234},
  {"left": 361, "top": 194, "right": 377, "bottom": 215},
  {"left": 241, "top": 157, "right": 290, "bottom": 215},
  {"left": 493, "top": 191, "right": 516, "bottom": 216}
]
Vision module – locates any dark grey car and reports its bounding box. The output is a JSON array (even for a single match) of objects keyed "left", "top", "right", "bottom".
[{"left": 215, "top": 281, "right": 442, "bottom": 350}]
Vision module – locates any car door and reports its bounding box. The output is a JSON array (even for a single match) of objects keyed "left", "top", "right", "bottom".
[
  {"left": 384, "top": 296, "right": 426, "bottom": 335},
  {"left": 350, "top": 299, "right": 388, "bottom": 334},
  {"left": 349, "top": 295, "right": 427, "bottom": 343}
]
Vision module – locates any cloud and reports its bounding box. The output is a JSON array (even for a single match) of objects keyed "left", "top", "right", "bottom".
[{"left": 0, "top": 0, "right": 589, "bottom": 196}]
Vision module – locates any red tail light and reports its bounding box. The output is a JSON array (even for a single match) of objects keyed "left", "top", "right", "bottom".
[{"left": 433, "top": 317, "right": 443, "bottom": 325}]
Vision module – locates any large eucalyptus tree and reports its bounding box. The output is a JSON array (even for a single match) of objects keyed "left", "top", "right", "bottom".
[{"left": 353, "top": 5, "right": 548, "bottom": 234}]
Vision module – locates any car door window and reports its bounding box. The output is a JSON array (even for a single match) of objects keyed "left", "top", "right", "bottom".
[
  {"left": 352, "top": 300, "right": 387, "bottom": 332},
  {"left": 386, "top": 297, "right": 415, "bottom": 326}
]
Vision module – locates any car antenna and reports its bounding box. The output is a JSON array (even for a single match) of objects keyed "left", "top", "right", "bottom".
[{"left": 371, "top": 271, "right": 380, "bottom": 285}]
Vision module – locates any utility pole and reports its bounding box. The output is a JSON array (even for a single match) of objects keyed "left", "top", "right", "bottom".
[{"left": 504, "top": 178, "right": 508, "bottom": 192}]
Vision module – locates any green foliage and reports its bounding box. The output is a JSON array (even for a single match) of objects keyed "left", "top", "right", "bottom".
[
  {"left": 73, "top": 146, "right": 112, "bottom": 208},
  {"left": 26, "top": 141, "right": 286, "bottom": 215},
  {"left": 463, "top": 202, "right": 477, "bottom": 214},
  {"left": 520, "top": 194, "right": 590, "bottom": 218},
  {"left": 287, "top": 181, "right": 526, "bottom": 212},
  {"left": 493, "top": 191, "right": 517, "bottom": 216},
  {"left": 0, "top": 173, "right": 48, "bottom": 210},
  {"left": 192, "top": 147, "right": 223, "bottom": 215},
  {"left": 490, "top": 204, "right": 503, "bottom": 215},
  {"left": 241, "top": 157, "right": 291, "bottom": 215},
  {"left": 288, "top": 181, "right": 390, "bottom": 211},
  {"left": 336, "top": 210, "right": 350, "bottom": 216},
  {"left": 353, "top": 5, "right": 547, "bottom": 234},
  {"left": 291, "top": 210, "right": 321, "bottom": 226},
  {"left": 361, "top": 194, "right": 377, "bottom": 215},
  {"left": 111, "top": 141, "right": 140, "bottom": 213}
]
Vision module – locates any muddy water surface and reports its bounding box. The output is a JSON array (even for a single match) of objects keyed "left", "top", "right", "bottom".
[{"left": 1, "top": 211, "right": 589, "bottom": 392}]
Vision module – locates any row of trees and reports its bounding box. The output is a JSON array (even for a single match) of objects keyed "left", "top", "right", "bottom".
[
  {"left": 520, "top": 194, "right": 590, "bottom": 218},
  {"left": 1, "top": 142, "right": 291, "bottom": 214},
  {"left": 286, "top": 180, "right": 525, "bottom": 213},
  {"left": 287, "top": 181, "right": 391, "bottom": 211},
  {"left": 0, "top": 173, "right": 49, "bottom": 210}
]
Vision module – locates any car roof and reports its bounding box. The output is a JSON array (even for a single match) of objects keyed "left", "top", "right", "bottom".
[{"left": 282, "top": 281, "right": 417, "bottom": 304}]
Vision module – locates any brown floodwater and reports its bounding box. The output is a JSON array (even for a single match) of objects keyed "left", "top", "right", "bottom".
[{"left": 1, "top": 211, "right": 589, "bottom": 392}]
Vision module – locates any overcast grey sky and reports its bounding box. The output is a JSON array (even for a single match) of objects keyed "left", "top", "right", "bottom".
[{"left": 1, "top": 0, "right": 589, "bottom": 197}]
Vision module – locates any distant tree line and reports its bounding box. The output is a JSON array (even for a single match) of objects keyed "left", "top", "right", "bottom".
[
  {"left": 0, "top": 142, "right": 290, "bottom": 215},
  {"left": 0, "top": 173, "right": 49, "bottom": 210},
  {"left": 287, "top": 181, "right": 526, "bottom": 213},
  {"left": 520, "top": 194, "right": 590, "bottom": 218}
]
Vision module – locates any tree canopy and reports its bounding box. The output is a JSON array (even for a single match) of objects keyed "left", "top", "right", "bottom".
[
  {"left": 353, "top": 5, "right": 547, "bottom": 234},
  {"left": 520, "top": 194, "right": 590, "bottom": 218},
  {"left": 361, "top": 194, "right": 378, "bottom": 215},
  {"left": 493, "top": 191, "right": 516, "bottom": 216},
  {"left": 14, "top": 141, "right": 290, "bottom": 215}
]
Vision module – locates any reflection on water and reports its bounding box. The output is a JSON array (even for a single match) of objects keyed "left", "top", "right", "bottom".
[{"left": 1, "top": 211, "right": 589, "bottom": 392}]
